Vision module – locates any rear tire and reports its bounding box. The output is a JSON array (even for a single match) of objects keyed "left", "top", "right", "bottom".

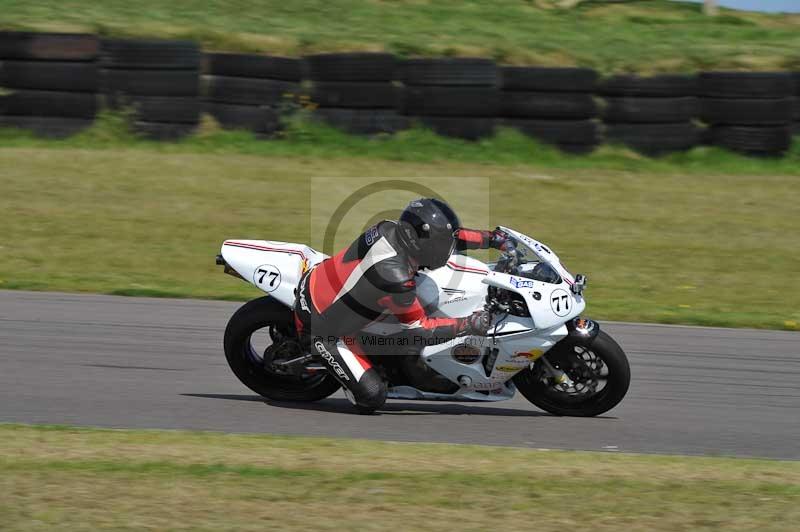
[
  {"left": 514, "top": 331, "right": 630, "bottom": 417},
  {"left": 223, "top": 297, "right": 340, "bottom": 402}
]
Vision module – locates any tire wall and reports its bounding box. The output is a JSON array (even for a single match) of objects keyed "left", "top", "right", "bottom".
[
  {"left": 307, "top": 53, "right": 409, "bottom": 136},
  {"left": 398, "top": 58, "right": 499, "bottom": 140},
  {"left": 699, "top": 72, "right": 795, "bottom": 155},
  {"left": 1, "top": 31, "right": 798, "bottom": 155},
  {"left": 100, "top": 38, "right": 202, "bottom": 140},
  {"left": 794, "top": 73, "right": 800, "bottom": 138},
  {"left": 600, "top": 75, "right": 701, "bottom": 155},
  {"left": 0, "top": 32, "right": 100, "bottom": 137},
  {"left": 501, "top": 66, "right": 599, "bottom": 153},
  {"left": 203, "top": 52, "right": 304, "bottom": 137}
]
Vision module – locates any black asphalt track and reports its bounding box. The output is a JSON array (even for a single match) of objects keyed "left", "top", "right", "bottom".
[{"left": 1, "top": 290, "right": 798, "bottom": 458}]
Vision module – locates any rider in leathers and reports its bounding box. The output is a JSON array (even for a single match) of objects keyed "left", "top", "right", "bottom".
[{"left": 294, "top": 198, "right": 507, "bottom": 413}]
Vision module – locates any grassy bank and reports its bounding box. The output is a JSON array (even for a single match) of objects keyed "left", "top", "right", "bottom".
[
  {"left": 1, "top": 424, "right": 798, "bottom": 531},
  {"left": 2, "top": 114, "right": 800, "bottom": 176},
  {"left": 0, "top": 0, "right": 799, "bottom": 72},
  {"left": 1, "top": 120, "right": 799, "bottom": 330}
]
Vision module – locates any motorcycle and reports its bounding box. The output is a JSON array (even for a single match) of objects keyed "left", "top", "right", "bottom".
[{"left": 216, "top": 227, "right": 630, "bottom": 416}]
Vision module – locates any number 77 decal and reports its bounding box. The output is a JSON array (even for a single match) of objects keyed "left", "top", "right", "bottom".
[
  {"left": 253, "top": 264, "right": 282, "bottom": 292},
  {"left": 549, "top": 289, "right": 571, "bottom": 316}
]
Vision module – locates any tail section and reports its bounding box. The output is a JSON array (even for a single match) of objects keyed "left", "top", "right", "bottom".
[{"left": 220, "top": 240, "right": 326, "bottom": 307}]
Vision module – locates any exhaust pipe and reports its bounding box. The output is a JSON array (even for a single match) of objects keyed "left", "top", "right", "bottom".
[{"left": 215, "top": 254, "right": 244, "bottom": 280}]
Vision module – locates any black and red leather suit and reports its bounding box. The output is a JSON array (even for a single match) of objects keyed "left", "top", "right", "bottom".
[{"left": 294, "top": 220, "right": 497, "bottom": 410}]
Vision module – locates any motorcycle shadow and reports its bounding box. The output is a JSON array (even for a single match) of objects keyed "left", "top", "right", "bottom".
[{"left": 182, "top": 393, "right": 552, "bottom": 417}]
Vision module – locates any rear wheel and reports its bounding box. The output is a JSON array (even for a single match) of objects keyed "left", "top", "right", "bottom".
[
  {"left": 514, "top": 331, "right": 630, "bottom": 417},
  {"left": 223, "top": 297, "right": 340, "bottom": 402}
]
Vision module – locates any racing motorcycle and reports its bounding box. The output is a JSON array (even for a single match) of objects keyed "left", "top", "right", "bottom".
[{"left": 216, "top": 227, "right": 630, "bottom": 416}]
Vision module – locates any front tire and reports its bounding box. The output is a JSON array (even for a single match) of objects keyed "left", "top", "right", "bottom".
[
  {"left": 223, "top": 296, "right": 340, "bottom": 402},
  {"left": 514, "top": 331, "right": 630, "bottom": 417}
]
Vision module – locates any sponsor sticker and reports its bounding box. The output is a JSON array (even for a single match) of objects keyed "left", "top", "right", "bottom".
[
  {"left": 364, "top": 224, "right": 380, "bottom": 246},
  {"left": 442, "top": 287, "right": 467, "bottom": 305},
  {"left": 442, "top": 287, "right": 465, "bottom": 295},
  {"left": 495, "top": 365, "right": 523, "bottom": 373},
  {"left": 470, "top": 381, "right": 505, "bottom": 391},
  {"left": 314, "top": 340, "right": 349, "bottom": 381},
  {"left": 298, "top": 274, "right": 310, "bottom": 312},
  {"left": 510, "top": 277, "right": 535, "bottom": 289},
  {"left": 512, "top": 348, "right": 544, "bottom": 361}
]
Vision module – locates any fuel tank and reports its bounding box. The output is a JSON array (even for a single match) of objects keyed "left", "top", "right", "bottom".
[{"left": 416, "top": 254, "right": 490, "bottom": 318}]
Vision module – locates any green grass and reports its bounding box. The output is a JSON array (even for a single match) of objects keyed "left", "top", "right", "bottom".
[
  {"left": 3, "top": 111, "right": 800, "bottom": 176},
  {"left": 0, "top": 0, "right": 799, "bottom": 72},
  {"left": 1, "top": 424, "right": 798, "bottom": 531},
  {"left": 1, "top": 115, "right": 799, "bottom": 331}
]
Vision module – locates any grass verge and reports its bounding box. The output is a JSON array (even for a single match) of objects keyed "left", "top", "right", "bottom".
[
  {"left": 1, "top": 424, "right": 798, "bottom": 531},
  {"left": 0, "top": 0, "right": 798, "bottom": 72},
  {"left": 1, "top": 116, "right": 799, "bottom": 330}
]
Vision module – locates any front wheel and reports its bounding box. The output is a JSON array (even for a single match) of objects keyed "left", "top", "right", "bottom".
[
  {"left": 223, "top": 296, "right": 341, "bottom": 402},
  {"left": 513, "top": 330, "right": 630, "bottom": 417}
]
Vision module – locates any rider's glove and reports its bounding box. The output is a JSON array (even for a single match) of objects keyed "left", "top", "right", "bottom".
[
  {"left": 461, "top": 310, "right": 492, "bottom": 336},
  {"left": 489, "top": 227, "right": 511, "bottom": 250}
]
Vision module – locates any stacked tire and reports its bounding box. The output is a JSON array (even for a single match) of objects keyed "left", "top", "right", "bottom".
[
  {"left": 700, "top": 72, "right": 794, "bottom": 156},
  {"left": 204, "top": 52, "right": 303, "bottom": 137},
  {"left": 101, "top": 39, "right": 201, "bottom": 140},
  {"left": 500, "top": 67, "right": 599, "bottom": 153},
  {"left": 399, "top": 58, "right": 498, "bottom": 140},
  {"left": 600, "top": 75, "right": 700, "bottom": 155},
  {"left": 794, "top": 73, "right": 800, "bottom": 137},
  {"left": 0, "top": 32, "right": 99, "bottom": 138},
  {"left": 307, "top": 53, "right": 406, "bottom": 136}
]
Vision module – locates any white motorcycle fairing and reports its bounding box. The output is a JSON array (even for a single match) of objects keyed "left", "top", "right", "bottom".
[
  {"left": 220, "top": 240, "right": 326, "bottom": 307},
  {"left": 219, "top": 227, "right": 586, "bottom": 402}
]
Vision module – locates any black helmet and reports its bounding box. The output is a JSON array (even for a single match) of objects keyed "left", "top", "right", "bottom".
[{"left": 398, "top": 198, "right": 460, "bottom": 269}]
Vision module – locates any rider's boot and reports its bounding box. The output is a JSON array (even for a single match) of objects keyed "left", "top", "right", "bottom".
[{"left": 312, "top": 335, "right": 387, "bottom": 414}]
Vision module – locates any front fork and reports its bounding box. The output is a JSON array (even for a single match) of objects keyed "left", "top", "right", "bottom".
[
  {"left": 539, "top": 355, "right": 573, "bottom": 386},
  {"left": 538, "top": 317, "right": 599, "bottom": 386}
]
